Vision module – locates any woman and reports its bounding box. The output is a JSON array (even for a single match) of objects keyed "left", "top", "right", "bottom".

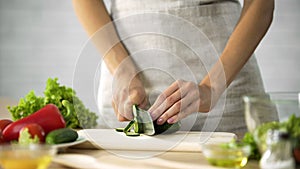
[{"left": 72, "top": 0, "right": 276, "bottom": 134}]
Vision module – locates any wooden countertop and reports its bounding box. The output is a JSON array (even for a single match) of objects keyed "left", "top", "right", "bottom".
[{"left": 49, "top": 147, "right": 260, "bottom": 169}]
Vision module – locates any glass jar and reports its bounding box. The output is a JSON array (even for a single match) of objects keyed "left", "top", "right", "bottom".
[{"left": 259, "top": 130, "right": 295, "bottom": 169}]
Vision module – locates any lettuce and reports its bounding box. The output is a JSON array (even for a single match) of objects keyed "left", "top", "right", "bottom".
[
  {"left": 18, "top": 128, "right": 40, "bottom": 145},
  {"left": 8, "top": 78, "right": 98, "bottom": 128}
]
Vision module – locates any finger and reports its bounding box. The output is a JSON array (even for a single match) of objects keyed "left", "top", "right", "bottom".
[
  {"left": 156, "top": 84, "right": 200, "bottom": 124},
  {"left": 166, "top": 114, "right": 179, "bottom": 124},
  {"left": 163, "top": 84, "right": 198, "bottom": 115},
  {"left": 169, "top": 100, "right": 199, "bottom": 123},
  {"left": 130, "top": 88, "right": 150, "bottom": 116},
  {"left": 116, "top": 90, "right": 130, "bottom": 119},
  {"left": 112, "top": 100, "right": 129, "bottom": 121},
  {"left": 130, "top": 89, "right": 148, "bottom": 108},
  {"left": 148, "top": 80, "right": 182, "bottom": 113},
  {"left": 165, "top": 80, "right": 186, "bottom": 97},
  {"left": 155, "top": 100, "right": 180, "bottom": 125},
  {"left": 112, "top": 100, "right": 118, "bottom": 117},
  {"left": 129, "top": 89, "right": 142, "bottom": 104},
  {"left": 157, "top": 99, "right": 183, "bottom": 125},
  {"left": 155, "top": 93, "right": 191, "bottom": 125},
  {"left": 168, "top": 81, "right": 200, "bottom": 113},
  {"left": 139, "top": 96, "right": 148, "bottom": 109},
  {"left": 115, "top": 93, "right": 131, "bottom": 120},
  {"left": 123, "top": 99, "right": 134, "bottom": 120},
  {"left": 118, "top": 113, "right": 129, "bottom": 122},
  {"left": 151, "top": 84, "right": 187, "bottom": 121}
]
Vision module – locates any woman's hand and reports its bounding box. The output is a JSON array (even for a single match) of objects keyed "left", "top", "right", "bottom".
[
  {"left": 148, "top": 80, "right": 213, "bottom": 125},
  {"left": 111, "top": 70, "right": 148, "bottom": 121}
]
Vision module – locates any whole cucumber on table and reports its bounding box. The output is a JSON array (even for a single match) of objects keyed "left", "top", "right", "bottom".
[{"left": 46, "top": 128, "right": 78, "bottom": 144}]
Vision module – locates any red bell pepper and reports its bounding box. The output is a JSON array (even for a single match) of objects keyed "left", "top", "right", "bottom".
[
  {"left": 0, "top": 119, "right": 13, "bottom": 132},
  {"left": 0, "top": 119, "right": 13, "bottom": 144},
  {"left": 2, "top": 104, "right": 66, "bottom": 142}
]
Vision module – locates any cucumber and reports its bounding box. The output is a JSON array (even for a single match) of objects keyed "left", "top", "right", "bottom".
[
  {"left": 126, "top": 132, "right": 140, "bottom": 137},
  {"left": 46, "top": 128, "right": 78, "bottom": 144},
  {"left": 115, "top": 104, "right": 181, "bottom": 136},
  {"left": 154, "top": 121, "right": 181, "bottom": 135},
  {"left": 133, "top": 116, "right": 144, "bottom": 133},
  {"left": 124, "top": 120, "right": 135, "bottom": 133},
  {"left": 115, "top": 128, "right": 124, "bottom": 132}
]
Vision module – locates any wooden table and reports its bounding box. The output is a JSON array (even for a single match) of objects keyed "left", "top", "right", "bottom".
[
  {"left": 47, "top": 141, "right": 260, "bottom": 169},
  {"left": 49, "top": 149, "right": 260, "bottom": 169}
]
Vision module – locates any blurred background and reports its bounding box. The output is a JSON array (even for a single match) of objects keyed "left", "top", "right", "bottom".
[{"left": 0, "top": 0, "right": 300, "bottom": 113}]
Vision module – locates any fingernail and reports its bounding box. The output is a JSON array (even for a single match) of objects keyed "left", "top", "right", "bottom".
[
  {"left": 157, "top": 118, "right": 164, "bottom": 125},
  {"left": 167, "top": 118, "right": 174, "bottom": 124}
]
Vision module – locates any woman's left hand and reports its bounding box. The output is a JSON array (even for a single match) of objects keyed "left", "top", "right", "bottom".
[{"left": 148, "top": 80, "right": 212, "bottom": 125}]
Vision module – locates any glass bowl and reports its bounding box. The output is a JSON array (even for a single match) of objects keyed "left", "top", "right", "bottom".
[
  {"left": 243, "top": 92, "right": 300, "bottom": 133},
  {"left": 0, "top": 144, "right": 57, "bottom": 169},
  {"left": 243, "top": 92, "right": 300, "bottom": 163},
  {"left": 202, "top": 143, "right": 251, "bottom": 168}
]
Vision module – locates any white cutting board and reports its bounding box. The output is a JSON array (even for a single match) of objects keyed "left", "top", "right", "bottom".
[{"left": 78, "top": 129, "right": 236, "bottom": 152}]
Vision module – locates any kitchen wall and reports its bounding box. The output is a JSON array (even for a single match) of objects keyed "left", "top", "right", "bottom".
[
  {"left": 0, "top": 0, "right": 299, "bottom": 112},
  {"left": 255, "top": 1, "right": 300, "bottom": 92}
]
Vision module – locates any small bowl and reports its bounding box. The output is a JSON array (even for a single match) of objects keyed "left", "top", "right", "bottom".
[
  {"left": 202, "top": 143, "right": 251, "bottom": 168},
  {"left": 0, "top": 144, "right": 57, "bottom": 169}
]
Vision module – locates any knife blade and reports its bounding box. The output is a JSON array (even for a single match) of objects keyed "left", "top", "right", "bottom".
[{"left": 132, "top": 105, "right": 155, "bottom": 136}]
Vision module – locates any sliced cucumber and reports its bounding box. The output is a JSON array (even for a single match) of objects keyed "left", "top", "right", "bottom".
[
  {"left": 116, "top": 105, "right": 181, "bottom": 136},
  {"left": 126, "top": 132, "right": 140, "bottom": 137},
  {"left": 154, "top": 121, "right": 181, "bottom": 135},
  {"left": 133, "top": 105, "right": 144, "bottom": 133},
  {"left": 115, "top": 128, "right": 124, "bottom": 132},
  {"left": 133, "top": 117, "right": 144, "bottom": 133},
  {"left": 123, "top": 120, "right": 135, "bottom": 134}
]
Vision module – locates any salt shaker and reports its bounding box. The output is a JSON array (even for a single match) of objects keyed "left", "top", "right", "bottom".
[{"left": 259, "top": 129, "right": 295, "bottom": 169}]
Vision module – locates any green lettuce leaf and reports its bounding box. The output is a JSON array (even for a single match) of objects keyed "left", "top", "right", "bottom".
[
  {"left": 7, "top": 78, "right": 98, "bottom": 128},
  {"left": 18, "top": 128, "right": 40, "bottom": 145}
]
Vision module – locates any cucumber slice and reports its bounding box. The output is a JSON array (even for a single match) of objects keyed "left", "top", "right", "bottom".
[
  {"left": 133, "top": 105, "right": 145, "bottom": 133},
  {"left": 132, "top": 104, "right": 138, "bottom": 117},
  {"left": 123, "top": 120, "right": 135, "bottom": 133},
  {"left": 126, "top": 132, "right": 140, "bottom": 136},
  {"left": 134, "top": 117, "right": 144, "bottom": 133},
  {"left": 115, "top": 128, "right": 124, "bottom": 132}
]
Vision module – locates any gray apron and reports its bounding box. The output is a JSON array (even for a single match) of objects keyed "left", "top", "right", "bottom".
[{"left": 97, "top": 0, "right": 270, "bottom": 134}]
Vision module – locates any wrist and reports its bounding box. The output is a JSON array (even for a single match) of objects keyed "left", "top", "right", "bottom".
[
  {"left": 197, "top": 84, "right": 212, "bottom": 112},
  {"left": 198, "top": 82, "right": 223, "bottom": 112}
]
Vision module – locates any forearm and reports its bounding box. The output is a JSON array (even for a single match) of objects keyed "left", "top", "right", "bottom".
[
  {"left": 72, "top": 0, "right": 135, "bottom": 75},
  {"left": 200, "top": 0, "right": 274, "bottom": 96}
]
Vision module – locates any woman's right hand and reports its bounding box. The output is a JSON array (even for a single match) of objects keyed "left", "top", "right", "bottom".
[{"left": 111, "top": 69, "right": 148, "bottom": 121}]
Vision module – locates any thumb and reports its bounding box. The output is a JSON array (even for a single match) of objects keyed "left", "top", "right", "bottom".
[{"left": 130, "top": 89, "right": 145, "bottom": 106}]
